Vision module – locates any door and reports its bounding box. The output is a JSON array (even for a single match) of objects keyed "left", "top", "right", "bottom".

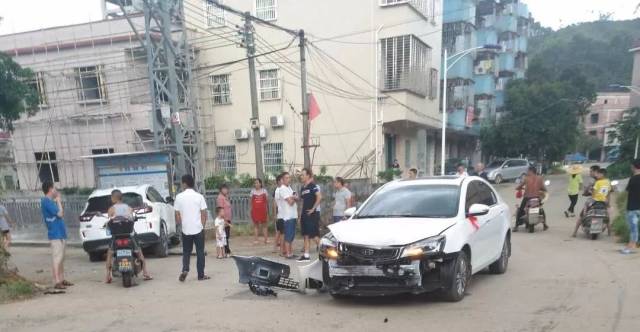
[
  {"left": 502, "top": 160, "right": 516, "bottom": 180},
  {"left": 476, "top": 181, "right": 505, "bottom": 262},
  {"left": 146, "top": 187, "right": 171, "bottom": 233},
  {"left": 466, "top": 181, "right": 502, "bottom": 271}
]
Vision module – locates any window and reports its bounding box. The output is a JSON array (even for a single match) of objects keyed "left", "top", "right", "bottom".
[
  {"left": 28, "top": 72, "right": 48, "bottom": 107},
  {"left": 259, "top": 69, "right": 280, "bottom": 100},
  {"left": 404, "top": 140, "right": 411, "bottom": 167},
  {"left": 604, "top": 99, "right": 608, "bottom": 105},
  {"left": 379, "top": 0, "right": 435, "bottom": 20},
  {"left": 356, "top": 184, "right": 460, "bottom": 219},
  {"left": 216, "top": 145, "right": 237, "bottom": 174},
  {"left": 35, "top": 152, "right": 59, "bottom": 183},
  {"left": 75, "top": 65, "right": 107, "bottom": 103},
  {"left": 381, "top": 35, "right": 431, "bottom": 96},
  {"left": 204, "top": 0, "right": 225, "bottom": 26},
  {"left": 210, "top": 74, "right": 231, "bottom": 105},
  {"left": 476, "top": 182, "right": 497, "bottom": 206},
  {"left": 91, "top": 148, "right": 114, "bottom": 155},
  {"left": 263, "top": 143, "right": 283, "bottom": 174},
  {"left": 590, "top": 113, "right": 599, "bottom": 124},
  {"left": 429, "top": 68, "right": 438, "bottom": 99},
  {"left": 4, "top": 176, "right": 15, "bottom": 190},
  {"left": 255, "top": 0, "right": 277, "bottom": 21},
  {"left": 147, "top": 187, "right": 165, "bottom": 203}
]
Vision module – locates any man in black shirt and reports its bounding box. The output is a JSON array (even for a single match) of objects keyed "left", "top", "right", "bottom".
[
  {"left": 297, "top": 168, "right": 322, "bottom": 262},
  {"left": 622, "top": 159, "right": 640, "bottom": 254}
]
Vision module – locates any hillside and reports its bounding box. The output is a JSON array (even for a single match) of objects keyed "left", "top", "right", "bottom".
[{"left": 528, "top": 19, "right": 640, "bottom": 89}]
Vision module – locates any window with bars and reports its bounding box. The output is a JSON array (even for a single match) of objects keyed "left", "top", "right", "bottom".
[
  {"left": 75, "top": 65, "right": 107, "bottom": 103},
  {"left": 255, "top": 0, "right": 277, "bottom": 21},
  {"left": 35, "top": 151, "right": 59, "bottom": 183},
  {"left": 379, "top": 0, "right": 435, "bottom": 20},
  {"left": 381, "top": 35, "right": 431, "bottom": 96},
  {"left": 429, "top": 68, "right": 438, "bottom": 100},
  {"left": 210, "top": 74, "right": 231, "bottom": 105},
  {"left": 216, "top": 145, "right": 237, "bottom": 174},
  {"left": 28, "top": 71, "right": 48, "bottom": 107},
  {"left": 204, "top": 0, "right": 225, "bottom": 26},
  {"left": 263, "top": 143, "right": 283, "bottom": 174},
  {"left": 259, "top": 69, "right": 280, "bottom": 101}
]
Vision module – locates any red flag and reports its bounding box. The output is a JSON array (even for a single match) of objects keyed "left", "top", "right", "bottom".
[{"left": 308, "top": 93, "right": 321, "bottom": 121}]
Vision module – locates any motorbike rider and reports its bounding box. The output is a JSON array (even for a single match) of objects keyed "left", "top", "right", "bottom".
[
  {"left": 514, "top": 166, "right": 549, "bottom": 232},
  {"left": 572, "top": 167, "right": 611, "bottom": 237},
  {"left": 105, "top": 189, "right": 152, "bottom": 283}
]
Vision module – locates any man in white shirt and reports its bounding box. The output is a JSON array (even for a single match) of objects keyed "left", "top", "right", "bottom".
[
  {"left": 275, "top": 172, "right": 298, "bottom": 259},
  {"left": 173, "top": 174, "right": 209, "bottom": 282}
]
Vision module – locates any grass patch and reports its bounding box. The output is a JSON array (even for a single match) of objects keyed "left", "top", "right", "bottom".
[
  {"left": 611, "top": 191, "right": 629, "bottom": 243},
  {"left": 0, "top": 279, "right": 34, "bottom": 302}
]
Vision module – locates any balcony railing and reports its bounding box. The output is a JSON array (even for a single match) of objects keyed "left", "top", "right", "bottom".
[{"left": 381, "top": 68, "right": 429, "bottom": 96}]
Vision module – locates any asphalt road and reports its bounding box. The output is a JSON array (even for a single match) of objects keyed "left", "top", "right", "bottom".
[{"left": 2, "top": 173, "right": 639, "bottom": 332}]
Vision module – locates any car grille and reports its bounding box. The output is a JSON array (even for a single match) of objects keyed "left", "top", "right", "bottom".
[{"left": 338, "top": 243, "right": 400, "bottom": 265}]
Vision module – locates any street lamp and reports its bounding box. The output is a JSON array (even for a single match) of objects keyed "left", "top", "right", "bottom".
[
  {"left": 609, "top": 84, "right": 640, "bottom": 159},
  {"left": 440, "top": 44, "right": 502, "bottom": 175}
]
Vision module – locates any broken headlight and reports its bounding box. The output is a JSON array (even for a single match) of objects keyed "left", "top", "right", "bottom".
[
  {"left": 400, "top": 235, "right": 445, "bottom": 259},
  {"left": 320, "top": 232, "right": 339, "bottom": 259}
]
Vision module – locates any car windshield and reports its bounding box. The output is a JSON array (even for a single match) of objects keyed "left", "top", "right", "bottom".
[
  {"left": 355, "top": 185, "right": 460, "bottom": 219},
  {"left": 487, "top": 161, "right": 504, "bottom": 168},
  {"left": 84, "top": 193, "right": 144, "bottom": 214}
]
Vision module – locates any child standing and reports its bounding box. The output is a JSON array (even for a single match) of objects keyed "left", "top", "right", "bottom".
[{"left": 214, "top": 207, "right": 227, "bottom": 259}]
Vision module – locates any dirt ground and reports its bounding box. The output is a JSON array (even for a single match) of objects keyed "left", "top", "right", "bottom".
[{"left": 1, "top": 174, "right": 639, "bottom": 332}]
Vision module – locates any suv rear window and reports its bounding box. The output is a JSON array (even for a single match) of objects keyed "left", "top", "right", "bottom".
[{"left": 84, "top": 193, "right": 144, "bottom": 213}]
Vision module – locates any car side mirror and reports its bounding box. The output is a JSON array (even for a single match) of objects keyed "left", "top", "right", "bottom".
[
  {"left": 467, "top": 204, "right": 490, "bottom": 217},
  {"left": 344, "top": 207, "right": 357, "bottom": 219}
]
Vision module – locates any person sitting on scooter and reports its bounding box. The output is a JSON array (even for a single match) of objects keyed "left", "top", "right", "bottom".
[
  {"left": 572, "top": 168, "right": 611, "bottom": 237},
  {"left": 514, "top": 166, "right": 549, "bottom": 232},
  {"left": 105, "top": 190, "right": 152, "bottom": 283}
]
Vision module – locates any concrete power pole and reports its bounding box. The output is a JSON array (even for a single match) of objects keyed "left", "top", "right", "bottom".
[
  {"left": 299, "top": 29, "right": 311, "bottom": 169},
  {"left": 243, "top": 12, "right": 265, "bottom": 180}
]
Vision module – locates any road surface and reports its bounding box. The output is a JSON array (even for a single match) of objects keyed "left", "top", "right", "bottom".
[{"left": 1, "top": 173, "right": 639, "bottom": 332}]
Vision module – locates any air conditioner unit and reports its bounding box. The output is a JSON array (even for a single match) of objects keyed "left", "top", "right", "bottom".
[
  {"left": 234, "top": 129, "right": 249, "bottom": 140},
  {"left": 270, "top": 115, "right": 284, "bottom": 128}
]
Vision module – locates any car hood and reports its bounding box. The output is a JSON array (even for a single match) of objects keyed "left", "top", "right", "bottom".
[{"left": 328, "top": 218, "right": 457, "bottom": 247}]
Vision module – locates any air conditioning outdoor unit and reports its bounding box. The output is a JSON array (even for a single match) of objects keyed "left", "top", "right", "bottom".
[
  {"left": 234, "top": 128, "right": 250, "bottom": 140},
  {"left": 270, "top": 115, "right": 284, "bottom": 128}
]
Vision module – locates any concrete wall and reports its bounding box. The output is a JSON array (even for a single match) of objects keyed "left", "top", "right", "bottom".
[{"left": 631, "top": 46, "right": 640, "bottom": 108}]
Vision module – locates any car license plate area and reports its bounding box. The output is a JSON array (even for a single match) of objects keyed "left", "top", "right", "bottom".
[
  {"left": 117, "top": 249, "right": 132, "bottom": 257},
  {"left": 329, "top": 260, "right": 420, "bottom": 278}
]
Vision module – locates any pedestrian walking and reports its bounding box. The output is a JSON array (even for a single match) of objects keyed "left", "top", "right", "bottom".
[
  {"left": 564, "top": 164, "right": 583, "bottom": 218},
  {"left": 214, "top": 207, "right": 228, "bottom": 259},
  {"left": 174, "top": 174, "right": 210, "bottom": 281},
  {"left": 0, "top": 203, "right": 15, "bottom": 251},
  {"left": 332, "top": 177, "right": 352, "bottom": 223},
  {"left": 474, "top": 163, "right": 489, "bottom": 180},
  {"left": 216, "top": 184, "right": 233, "bottom": 255},
  {"left": 621, "top": 159, "right": 640, "bottom": 254},
  {"left": 298, "top": 168, "right": 322, "bottom": 262},
  {"left": 275, "top": 172, "right": 298, "bottom": 259},
  {"left": 41, "top": 180, "right": 73, "bottom": 290},
  {"left": 273, "top": 174, "right": 285, "bottom": 254},
  {"left": 250, "top": 178, "right": 269, "bottom": 245}
]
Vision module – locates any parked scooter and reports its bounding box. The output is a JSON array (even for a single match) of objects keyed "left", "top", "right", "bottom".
[
  {"left": 517, "top": 180, "right": 550, "bottom": 233},
  {"left": 580, "top": 180, "right": 618, "bottom": 240},
  {"left": 107, "top": 216, "right": 143, "bottom": 288}
]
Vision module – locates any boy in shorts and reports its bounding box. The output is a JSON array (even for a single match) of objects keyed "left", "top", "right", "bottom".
[{"left": 214, "top": 207, "right": 228, "bottom": 258}]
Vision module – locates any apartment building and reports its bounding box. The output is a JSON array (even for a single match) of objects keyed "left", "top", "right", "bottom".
[
  {"left": 185, "top": 0, "right": 443, "bottom": 178},
  {"left": 583, "top": 92, "right": 630, "bottom": 161},
  {"left": 442, "top": 0, "right": 531, "bottom": 161},
  {"left": 0, "top": 16, "right": 155, "bottom": 190}
]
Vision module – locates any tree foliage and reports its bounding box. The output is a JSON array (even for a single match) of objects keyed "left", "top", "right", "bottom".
[
  {"left": 610, "top": 107, "right": 640, "bottom": 162},
  {"left": 0, "top": 52, "right": 37, "bottom": 131}
]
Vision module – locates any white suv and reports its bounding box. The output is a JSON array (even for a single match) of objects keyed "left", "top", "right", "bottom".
[{"left": 79, "top": 185, "right": 179, "bottom": 262}]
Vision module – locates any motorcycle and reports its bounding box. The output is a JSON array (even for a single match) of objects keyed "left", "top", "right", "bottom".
[
  {"left": 517, "top": 180, "right": 550, "bottom": 233},
  {"left": 107, "top": 216, "right": 143, "bottom": 288}
]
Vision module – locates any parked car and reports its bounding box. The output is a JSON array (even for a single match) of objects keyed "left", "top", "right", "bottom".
[
  {"left": 485, "top": 159, "right": 530, "bottom": 184},
  {"left": 319, "top": 176, "right": 511, "bottom": 301},
  {"left": 79, "top": 185, "right": 180, "bottom": 262}
]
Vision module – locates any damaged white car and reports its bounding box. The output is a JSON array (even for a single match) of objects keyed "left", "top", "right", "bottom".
[{"left": 317, "top": 176, "right": 511, "bottom": 301}]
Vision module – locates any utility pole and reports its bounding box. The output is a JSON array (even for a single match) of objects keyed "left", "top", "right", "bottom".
[
  {"left": 243, "top": 12, "right": 265, "bottom": 180},
  {"left": 299, "top": 29, "right": 311, "bottom": 169}
]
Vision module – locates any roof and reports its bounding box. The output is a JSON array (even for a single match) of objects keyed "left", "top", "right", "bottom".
[{"left": 88, "top": 185, "right": 150, "bottom": 198}]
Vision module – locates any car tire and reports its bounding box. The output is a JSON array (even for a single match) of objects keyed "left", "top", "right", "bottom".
[
  {"left": 489, "top": 235, "right": 510, "bottom": 274},
  {"left": 88, "top": 251, "right": 104, "bottom": 262},
  {"left": 153, "top": 223, "right": 169, "bottom": 258},
  {"left": 441, "top": 251, "right": 471, "bottom": 302},
  {"left": 494, "top": 175, "right": 503, "bottom": 185}
]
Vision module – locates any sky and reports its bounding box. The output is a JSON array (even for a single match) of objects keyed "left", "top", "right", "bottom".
[{"left": 0, "top": 0, "right": 638, "bottom": 35}]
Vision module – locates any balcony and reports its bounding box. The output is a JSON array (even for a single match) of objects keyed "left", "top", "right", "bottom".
[
  {"left": 447, "top": 55, "right": 474, "bottom": 80},
  {"left": 495, "top": 90, "right": 505, "bottom": 108},
  {"left": 515, "top": 36, "right": 527, "bottom": 53},
  {"left": 476, "top": 29, "right": 498, "bottom": 47},
  {"left": 474, "top": 75, "right": 495, "bottom": 96},
  {"left": 515, "top": 2, "right": 529, "bottom": 18},
  {"left": 496, "top": 15, "right": 518, "bottom": 33},
  {"left": 447, "top": 109, "right": 468, "bottom": 130},
  {"left": 443, "top": 0, "right": 476, "bottom": 24},
  {"left": 498, "top": 53, "right": 515, "bottom": 72},
  {"left": 381, "top": 69, "right": 429, "bottom": 97}
]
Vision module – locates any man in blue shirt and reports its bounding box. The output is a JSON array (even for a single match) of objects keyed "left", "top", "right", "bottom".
[{"left": 41, "top": 180, "right": 72, "bottom": 289}]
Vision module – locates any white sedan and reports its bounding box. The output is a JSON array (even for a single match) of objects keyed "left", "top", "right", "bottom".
[
  {"left": 318, "top": 176, "right": 511, "bottom": 301},
  {"left": 78, "top": 185, "right": 180, "bottom": 261}
]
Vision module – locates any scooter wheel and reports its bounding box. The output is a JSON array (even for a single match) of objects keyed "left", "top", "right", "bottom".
[
  {"left": 527, "top": 224, "right": 535, "bottom": 233},
  {"left": 122, "top": 272, "right": 133, "bottom": 288}
]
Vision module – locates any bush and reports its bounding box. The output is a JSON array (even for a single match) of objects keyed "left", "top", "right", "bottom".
[
  {"left": 607, "top": 161, "right": 632, "bottom": 180},
  {"left": 0, "top": 280, "right": 33, "bottom": 301},
  {"left": 204, "top": 173, "right": 234, "bottom": 191},
  {"left": 315, "top": 166, "right": 333, "bottom": 184},
  {"left": 377, "top": 169, "right": 402, "bottom": 182},
  {"left": 612, "top": 192, "right": 629, "bottom": 243}
]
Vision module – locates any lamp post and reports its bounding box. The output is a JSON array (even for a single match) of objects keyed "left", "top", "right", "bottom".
[
  {"left": 440, "top": 44, "right": 502, "bottom": 175},
  {"left": 609, "top": 84, "right": 640, "bottom": 159}
]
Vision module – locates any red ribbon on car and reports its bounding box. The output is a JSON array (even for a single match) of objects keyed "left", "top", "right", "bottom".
[{"left": 468, "top": 215, "right": 479, "bottom": 231}]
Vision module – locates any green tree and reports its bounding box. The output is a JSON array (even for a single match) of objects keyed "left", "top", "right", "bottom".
[
  {"left": 611, "top": 107, "right": 640, "bottom": 161},
  {"left": 0, "top": 52, "right": 38, "bottom": 130}
]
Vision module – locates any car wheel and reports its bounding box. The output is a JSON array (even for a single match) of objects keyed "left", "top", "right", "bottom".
[
  {"left": 153, "top": 223, "right": 169, "bottom": 258},
  {"left": 88, "top": 251, "right": 104, "bottom": 262},
  {"left": 489, "top": 235, "right": 510, "bottom": 274},
  {"left": 494, "top": 175, "right": 503, "bottom": 185},
  {"left": 441, "top": 251, "right": 471, "bottom": 302}
]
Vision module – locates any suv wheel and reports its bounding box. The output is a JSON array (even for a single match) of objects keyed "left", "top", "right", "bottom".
[
  {"left": 89, "top": 251, "right": 104, "bottom": 262},
  {"left": 494, "top": 175, "right": 503, "bottom": 184},
  {"left": 153, "top": 223, "right": 169, "bottom": 257}
]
